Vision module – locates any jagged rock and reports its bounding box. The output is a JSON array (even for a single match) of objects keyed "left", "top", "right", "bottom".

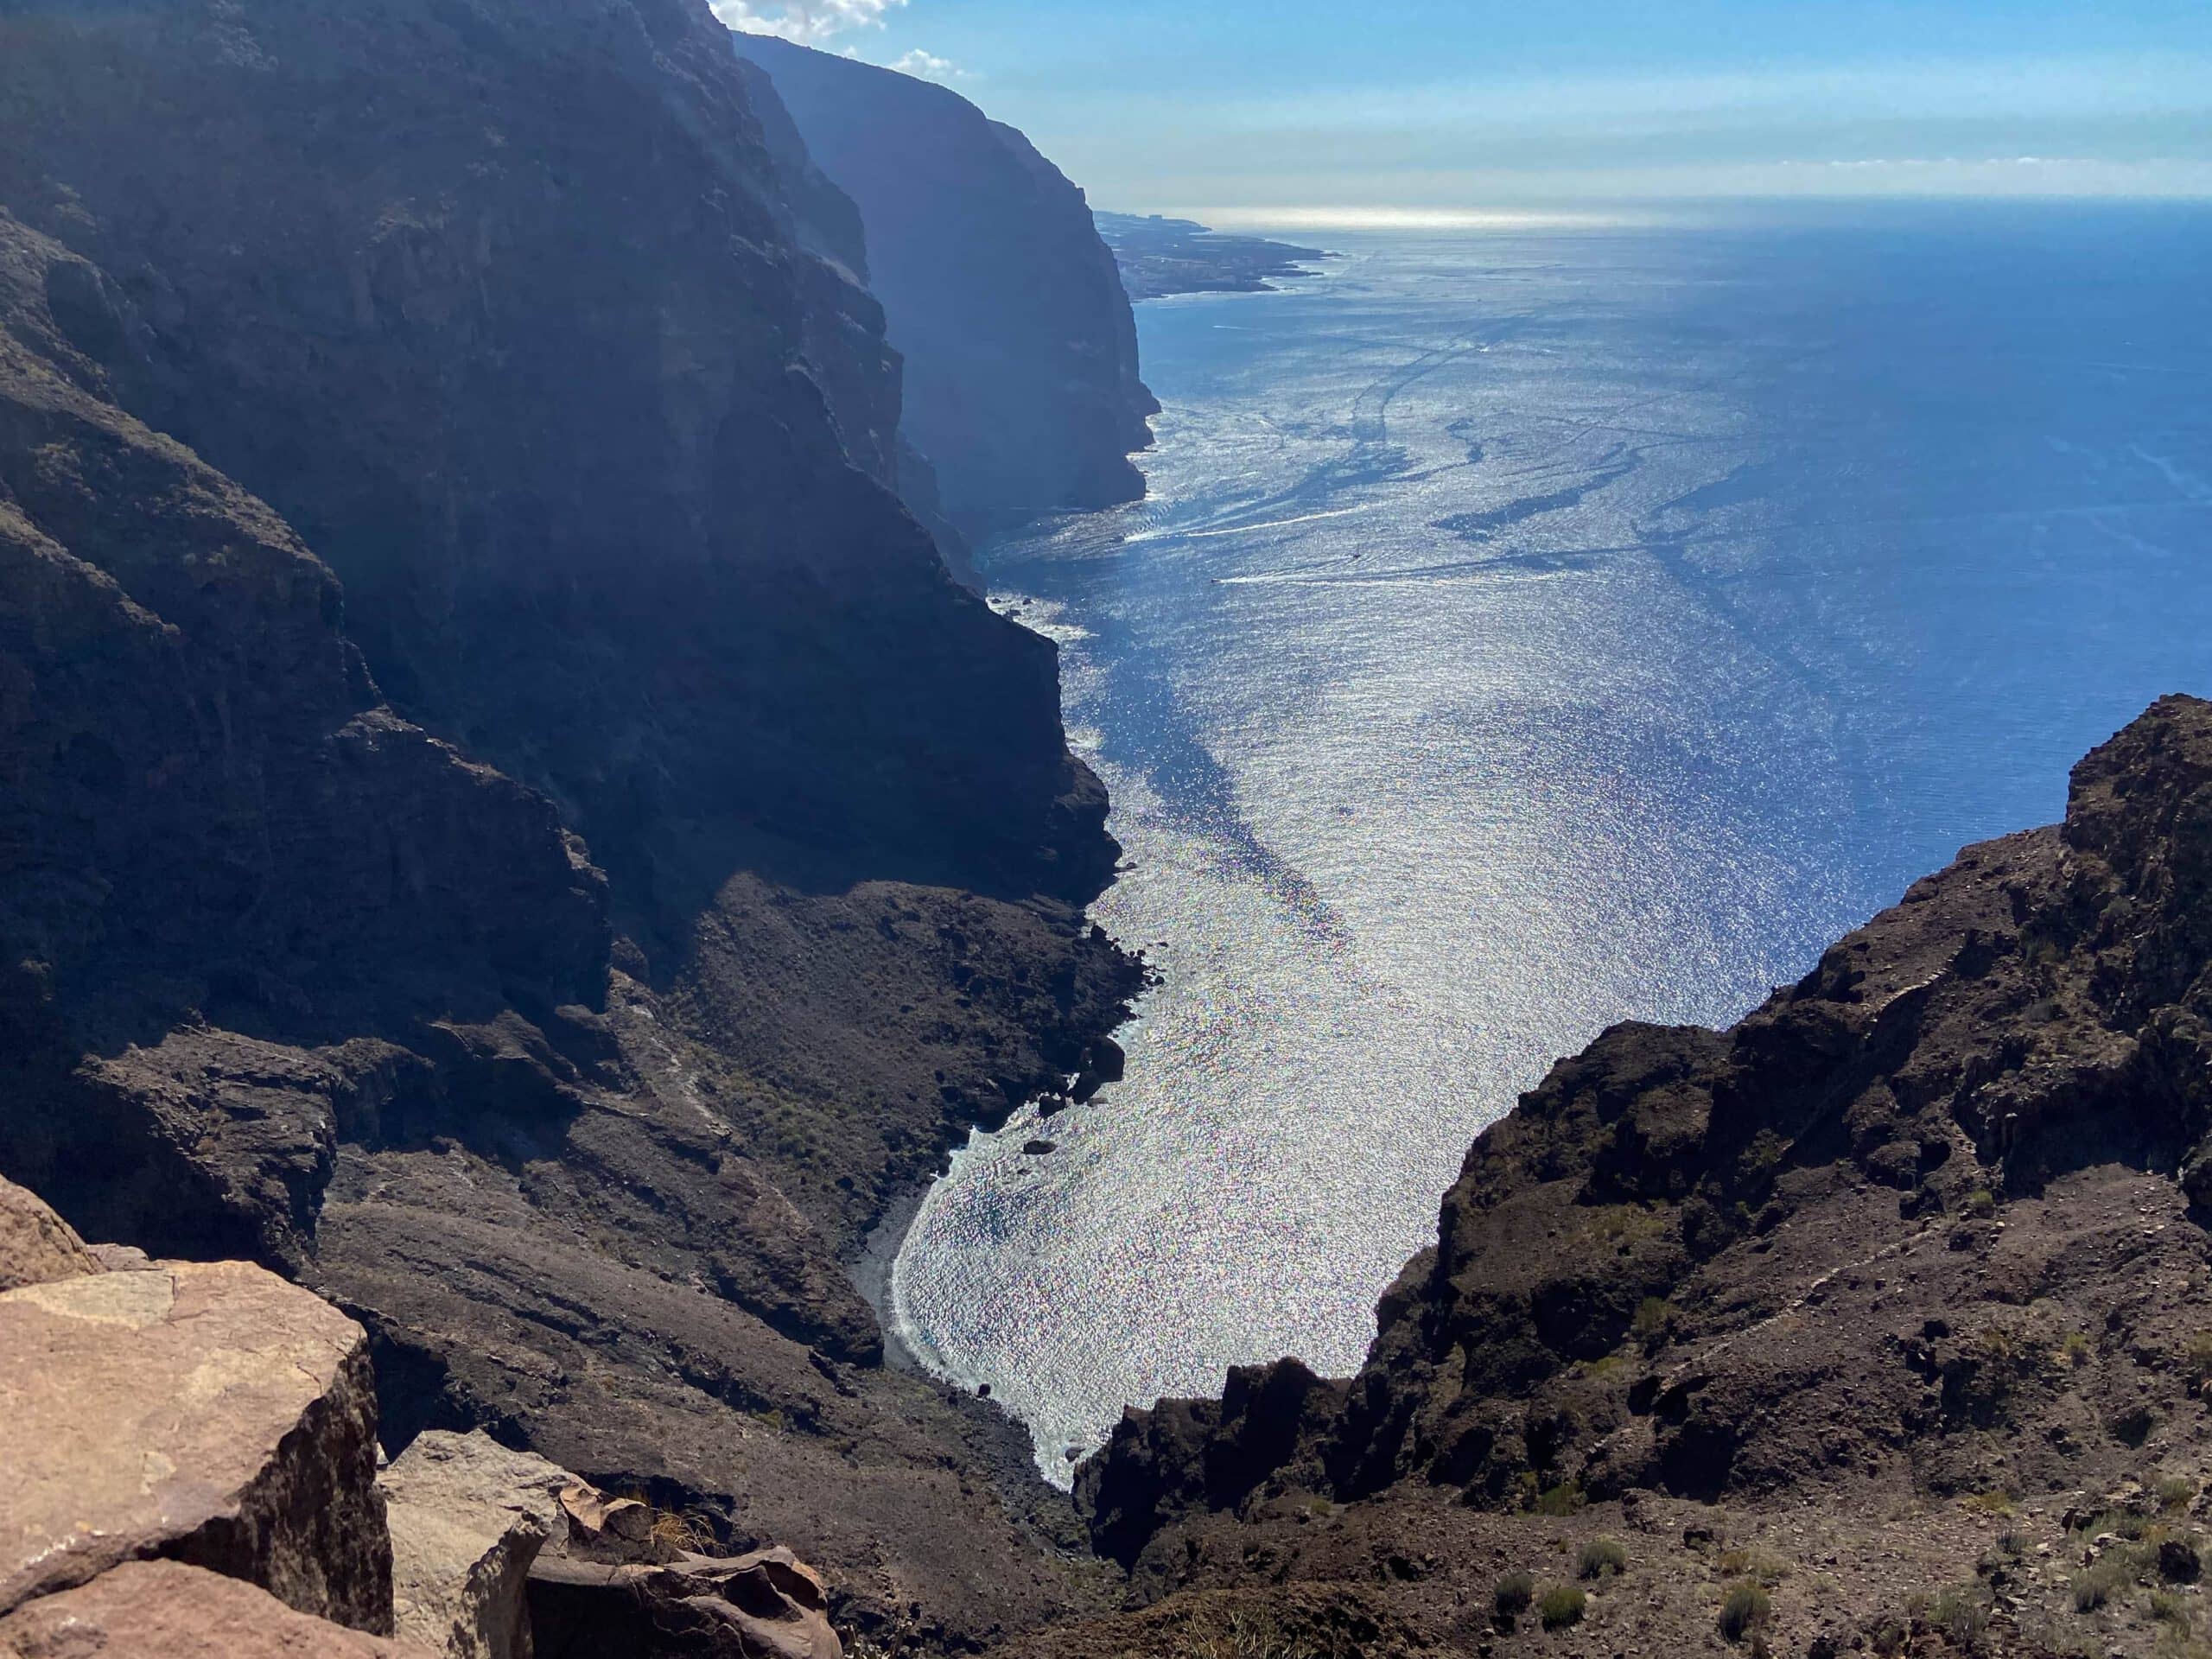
[
  {"left": 0, "top": 1175, "right": 97, "bottom": 1293},
  {"left": 1077, "top": 697, "right": 2212, "bottom": 1593},
  {"left": 0, "top": 1560, "right": 428, "bottom": 1658},
  {"left": 556, "top": 1483, "right": 652, "bottom": 1550},
  {"left": 381, "top": 1432, "right": 571, "bottom": 1659},
  {"left": 0, "top": 1259, "right": 390, "bottom": 1629},
  {"left": 527, "top": 1548, "right": 842, "bottom": 1659}
]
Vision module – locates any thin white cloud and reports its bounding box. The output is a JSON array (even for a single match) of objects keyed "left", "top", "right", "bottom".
[
  {"left": 708, "top": 0, "right": 903, "bottom": 44},
  {"left": 888, "top": 48, "right": 964, "bottom": 82}
]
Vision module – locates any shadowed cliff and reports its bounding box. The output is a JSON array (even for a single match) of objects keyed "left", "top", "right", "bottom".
[
  {"left": 734, "top": 36, "right": 1158, "bottom": 529},
  {"left": 0, "top": 1, "right": 1144, "bottom": 1644}
]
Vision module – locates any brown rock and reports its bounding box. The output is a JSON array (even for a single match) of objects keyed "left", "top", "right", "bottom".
[
  {"left": 382, "top": 1432, "right": 572, "bottom": 1659},
  {"left": 557, "top": 1483, "right": 652, "bottom": 1548},
  {"left": 0, "top": 1177, "right": 98, "bottom": 1293},
  {"left": 0, "top": 1259, "right": 390, "bottom": 1629},
  {"left": 0, "top": 1560, "right": 428, "bottom": 1657},
  {"left": 528, "top": 1548, "right": 842, "bottom": 1659}
]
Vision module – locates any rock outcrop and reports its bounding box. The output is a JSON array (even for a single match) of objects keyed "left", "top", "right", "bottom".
[
  {"left": 0, "top": 1256, "right": 391, "bottom": 1628},
  {"left": 529, "top": 1548, "right": 842, "bottom": 1659},
  {"left": 734, "top": 37, "right": 1158, "bottom": 526},
  {"left": 1059, "top": 696, "right": 2212, "bottom": 1657},
  {"left": 382, "top": 1433, "right": 570, "bottom": 1659},
  {"left": 0, "top": 1175, "right": 97, "bottom": 1293},
  {"left": 1092, "top": 213, "right": 1332, "bottom": 300},
  {"left": 0, "top": 1560, "right": 430, "bottom": 1659}
]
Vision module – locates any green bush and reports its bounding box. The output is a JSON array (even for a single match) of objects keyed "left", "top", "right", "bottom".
[
  {"left": 1718, "top": 1547, "right": 1792, "bottom": 1586},
  {"left": 1719, "top": 1581, "right": 1770, "bottom": 1643},
  {"left": 2073, "top": 1559, "right": 2132, "bottom": 1612},
  {"left": 1578, "top": 1535, "right": 1629, "bottom": 1580},
  {"left": 1533, "top": 1481, "right": 1585, "bottom": 1516},
  {"left": 1536, "top": 1584, "right": 1586, "bottom": 1630},
  {"left": 1631, "top": 1295, "right": 1671, "bottom": 1340},
  {"left": 1929, "top": 1586, "right": 1988, "bottom": 1646},
  {"left": 1493, "top": 1572, "right": 1534, "bottom": 1619}
]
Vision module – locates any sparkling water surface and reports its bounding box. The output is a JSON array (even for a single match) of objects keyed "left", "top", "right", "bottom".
[{"left": 888, "top": 204, "right": 2212, "bottom": 1482}]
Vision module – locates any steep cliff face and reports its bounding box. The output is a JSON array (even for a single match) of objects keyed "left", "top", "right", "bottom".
[
  {"left": 734, "top": 36, "right": 1158, "bottom": 526},
  {"left": 0, "top": 2, "right": 1141, "bottom": 1646},
  {"left": 1064, "top": 697, "right": 2212, "bottom": 1658},
  {"left": 0, "top": 0, "right": 1108, "bottom": 916},
  {"left": 0, "top": 207, "right": 608, "bottom": 1263}
]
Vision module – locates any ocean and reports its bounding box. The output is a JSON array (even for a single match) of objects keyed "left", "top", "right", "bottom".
[{"left": 886, "top": 202, "right": 2212, "bottom": 1482}]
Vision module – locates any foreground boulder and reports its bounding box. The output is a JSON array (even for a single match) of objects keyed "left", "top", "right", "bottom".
[
  {"left": 0, "top": 1560, "right": 426, "bottom": 1658},
  {"left": 0, "top": 1177, "right": 97, "bottom": 1293},
  {"left": 381, "top": 1432, "right": 571, "bottom": 1659},
  {"left": 0, "top": 1258, "right": 389, "bottom": 1628}
]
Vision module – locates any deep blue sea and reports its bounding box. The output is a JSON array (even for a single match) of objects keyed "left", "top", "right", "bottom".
[{"left": 888, "top": 203, "right": 2212, "bottom": 1481}]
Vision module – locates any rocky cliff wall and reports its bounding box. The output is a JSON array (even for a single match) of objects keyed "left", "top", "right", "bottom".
[
  {"left": 0, "top": 3, "right": 1141, "bottom": 1645},
  {"left": 1060, "top": 696, "right": 2212, "bottom": 1658},
  {"left": 734, "top": 36, "right": 1158, "bottom": 527}
]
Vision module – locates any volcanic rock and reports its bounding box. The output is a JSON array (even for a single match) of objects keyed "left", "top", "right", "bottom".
[
  {"left": 0, "top": 1560, "right": 429, "bottom": 1659},
  {"left": 735, "top": 37, "right": 1158, "bottom": 525},
  {"left": 381, "top": 1432, "right": 571, "bottom": 1659},
  {"left": 0, "top": 1175, "right": 97, "bottom": 1293},
  {"left": 0, "top": 1259, "right": 389, "bottom": 1629}
]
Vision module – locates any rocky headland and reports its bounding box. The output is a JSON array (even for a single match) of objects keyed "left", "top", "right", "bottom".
[
  {"left": 1093, "top": 213, "right": 1334, "bottom": 300},
  {"left": 734, "top": 37, "right": 1160, "bottom": 529},
  {"left": 1048, "top": 695, "right": 2212, "bottom": 1657}
]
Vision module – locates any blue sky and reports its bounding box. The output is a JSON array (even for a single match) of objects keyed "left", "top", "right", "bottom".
[{"left": 713, "top": 1, "right": 2212, "bottom": 221}]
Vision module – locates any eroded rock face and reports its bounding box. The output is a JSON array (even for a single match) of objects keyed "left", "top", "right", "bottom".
[
  {"left": 0, "top": 1560, "right": 429, "bottom": 1659},
  {"left": 0, "top": 10, "right": 1138, "bottom": 1643},
  {"left": 0, "top": 1175, "right": 97, "bottom": 1293},
  {"left": 382, "top": 1432, "right": 572, "bottom": 1659},
  {"left": 735, "top": 36, "right": 1157, "bottom": 525},
  {"left": 1079, "top": 696, "right": 2212, "bottom": 1607},
  {"left": 0, "top": 1259, "right": 390, "bottom": 1630},
  {"left": 528, "top": 1548, "right": 842, "bottom": 1659}
]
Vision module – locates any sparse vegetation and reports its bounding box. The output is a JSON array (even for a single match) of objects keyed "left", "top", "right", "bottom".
[
  {"left": 1719, "top": 1581, "right": 1771, "bottom": 1642},
  {"left": 1534, "top": 1480, "right": 1586, "bottom": 1516},
  {"left": 1719, "top": 1547, "right": 1792, "bottom": 1586},
  {"left": 646, "top": 1506, "right": 713, "bottom": 1554},
  {"left": 1928, "top": 1586, "right": 1989, "bottom": 1647},
  {"left": 2158, "top": 1475, "right": 2199, "bottom": 1512},
  {"left": 1960, "top": 1489, "right": 2016, "bottom": 1516},
  {"left": 1494, "top": 1572, "right": 1535, "bottom": 1620},
  {"left": 2073, "top": 1560, "right": 2132, "bottom": 1612},
  {"left": 2058, "top": 1330, "right": 2093, "bottom": 1368},
  {"left": 1578, "top": 1536, "right": 1629, "bottom": 1580},
  {"left": 1963, "top": 1186, "right": 1997, "bottom": 1218},
  {"left": 2183, "top": 1332, "right": 2212, "bottom": 1396},
  {"left": 2152, "top": 1587, "right": 2191, "bottom": 1631},
  {"left": 1632, "top": 1295, "right": 1672, "bottom": 1342},
  {"left": 1536, "top": 1584, "right": 1586, "bottom": 1630},
  {"left": 1738, "top": 1128, "right": 1789, "bottom": 1190}
]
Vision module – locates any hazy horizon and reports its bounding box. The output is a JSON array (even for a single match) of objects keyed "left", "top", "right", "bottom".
[{"left": 712, "top": 2, "right": 2212, "bottom": 214}]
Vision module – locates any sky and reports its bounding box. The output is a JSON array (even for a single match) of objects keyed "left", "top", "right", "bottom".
[{"left": 710, "top": 0, "right": 2212, "bottom": 222}]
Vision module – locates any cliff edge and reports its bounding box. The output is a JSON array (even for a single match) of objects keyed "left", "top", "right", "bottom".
[
  {"left": 734, "top": 36, "right": 1158, "bottom": 528},
  {"left": 1056, "top": 696, "right": 2212, "bottom": 1658}
]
